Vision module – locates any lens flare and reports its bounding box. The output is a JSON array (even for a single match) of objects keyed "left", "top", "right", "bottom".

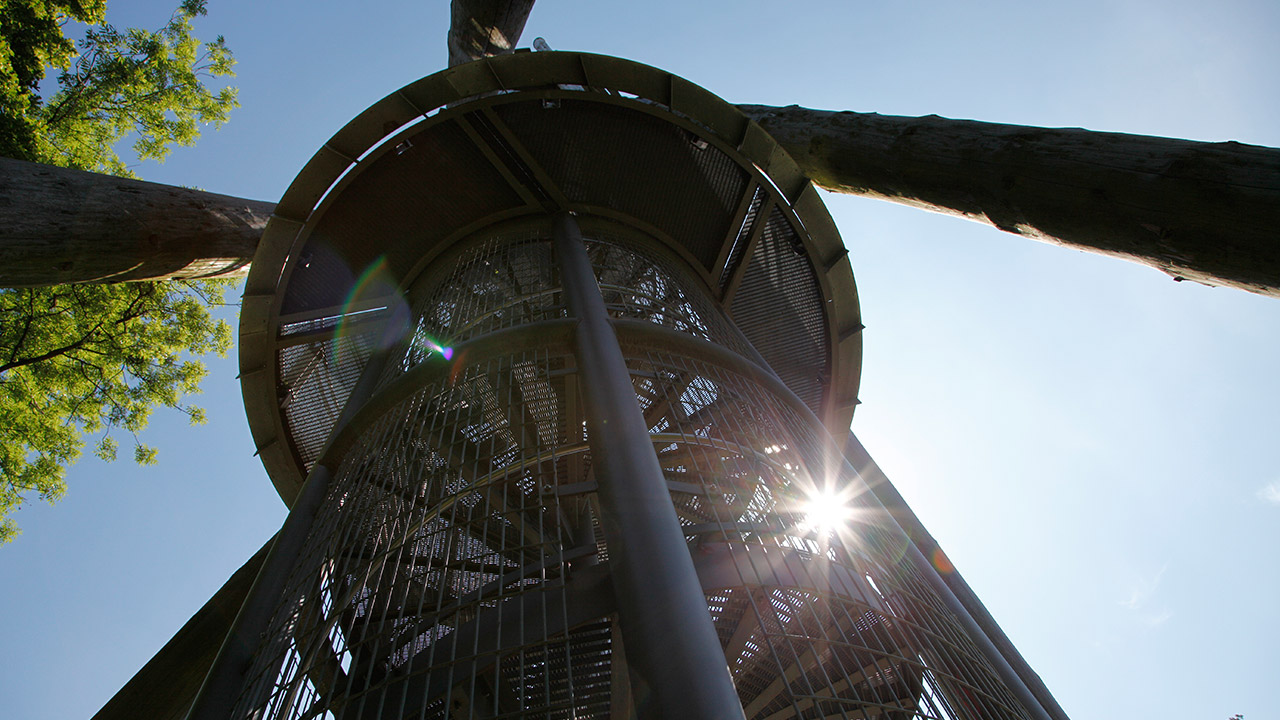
[
  {"left": 932, "top": 547, "right": 955, "bottom": 574},
  {"left": 332, "top": 256, "right": 453, "bottom": 365},
  {"left": 331, "top": 256, "right": 399, "bottom": 368},
  {"left": 798, "top": 487, "right": 854, "bottom": 536},
  {"left": 417, "top": 336, "right": 454, "bottom": 361}
]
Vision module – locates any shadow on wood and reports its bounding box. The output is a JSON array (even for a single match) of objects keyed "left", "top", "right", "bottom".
[
  {"left": 740, "top": 104, "right": 1280, "bottom": 298},
  {"left": 0, "top": 156, "right": 274, "bottom": 287}
]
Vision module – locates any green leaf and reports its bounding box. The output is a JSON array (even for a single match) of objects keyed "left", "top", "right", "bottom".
[
  {"left": 95, "top": 436, "right": 118, "bottom": 462},
  {"left": 133, "top": 444, "right": 158, "bottom": 466},
  {"left": 3, "top": 0, "right": 238, "bottom": 174},
  {"left": 0, "top": 2, "right": 238, "bottom": 543}
]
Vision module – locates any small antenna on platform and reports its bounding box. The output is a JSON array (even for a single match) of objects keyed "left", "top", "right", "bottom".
[{"left": 532, "top": 37, "right": 552, "bottom": 52}]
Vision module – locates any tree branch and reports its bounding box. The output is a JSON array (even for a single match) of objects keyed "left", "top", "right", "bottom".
[{"left": 0, "top": 286, "right": 150, "bottom": 374}]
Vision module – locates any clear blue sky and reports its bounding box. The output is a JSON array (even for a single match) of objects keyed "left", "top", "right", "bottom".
[{"left": 2, "top": 1, "right": 1278, "bottom": 718}]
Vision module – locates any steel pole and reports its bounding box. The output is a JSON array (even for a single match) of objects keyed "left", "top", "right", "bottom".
[
  {"left": 185, "top": 313, "right": 408, "bottom": 720},
  {"left": 842, "top": 432, "right": 1064, "bottom": 720},
  {"left": 553, "top": 213, "right": 746, "bottom": 720},
  {"left": 604, "top": 319, "right": 1063, "bottom": 720}
]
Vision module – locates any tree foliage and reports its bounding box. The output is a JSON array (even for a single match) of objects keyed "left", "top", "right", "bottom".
[
  {"left": 0, "top": 0, "right": 106, "bottom": 162},
  {"left": 1, "top": 0, "right": 236, "bottom": 174},
  {"left": 0, "top": 0, "right": 238, "bottom": 543}
]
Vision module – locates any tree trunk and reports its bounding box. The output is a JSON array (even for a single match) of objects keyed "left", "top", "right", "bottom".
[
  {"left": 739, "top": 105, "right": 1280, "bottom": 298},
  {"left": 6, "top": 89, "right": 1278, "bottom": 299},
  {"left": 0, "top": 156, "right": 274, "bottom": 287},
  {"left": 448, "top": 0, "right": 537, "bottom": 67}
]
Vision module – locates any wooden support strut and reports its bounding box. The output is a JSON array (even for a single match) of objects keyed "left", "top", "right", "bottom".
[
  {"left": 0, "top": 156, "right": 274, "bottom": 287},
  {"left": 739, "top": 104, "right": 1280, "bottom": 298},
  {"left": 4, "top": 103, "right": 1277, "bottom": 298}
]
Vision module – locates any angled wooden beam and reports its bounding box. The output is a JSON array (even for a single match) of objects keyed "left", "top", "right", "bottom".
[
  {"left": 91, "top": 535, "right": 275, "bottom": 720},
  {"left": 448, "top": 0, "right": 537, "bottom": 68},
  {"left": 0, "top": 156, "right": 274, "bottom": 287},
  {"left": 738, "top": 104, "right": 1280, "bottom": 297},
  {"left": 8, "top": 97, "right": 1276, "bottom": 299}
]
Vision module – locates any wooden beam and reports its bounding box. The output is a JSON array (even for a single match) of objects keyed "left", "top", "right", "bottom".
[
  {"left": 739, "top": 104, "right": 1280, "bottom": 297},
  {"left": 0, "top": 156, "right": 274, "bottom": 287},
  {"left": 448, "top": 0, "right": 537, "bottom": 68},
  {"left": 91, "top": 535, "right": 276, "bottom": 720}
]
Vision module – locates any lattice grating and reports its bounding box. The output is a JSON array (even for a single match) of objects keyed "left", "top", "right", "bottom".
[
  {"left": 281, "top": 120, "right": 523, "bottom": 317},
  {"left": 730, "top": 206, "right": 831, "bottom": 417},
  {"left": 495, "top": 99, "right": 748, "bottom": 271},
  {"left": 277, "top": 326, "right": 378, "bottom": 469},
  {"left": 631, "top": 348, "right": 1029, "bottom": 720},
  {"left": 381, "top": 232, "right": 759, "bottom": 387},
  {"left": 720, "top": 185, "right": 766, "bottom": 292},
  {"left": 235, "top": 348, "right": 611, "bottom": 720},
  {"left": 242, "top": 229, "right": 1026, "bottom": 720}
]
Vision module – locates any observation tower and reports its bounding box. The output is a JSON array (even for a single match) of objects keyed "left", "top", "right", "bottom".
[{"left": 190, "top": 52, "right": 1062, "bottom": 720}]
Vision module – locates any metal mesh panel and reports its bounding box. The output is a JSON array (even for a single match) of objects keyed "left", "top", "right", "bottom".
[
  {"left": 465, "top": 110, "right": 557, "bottom": 209},
  {"left": 243, "top": 334, "right": 1030, "bottom": 720},
  {"left": 380, "top": 232, "right": 756, "bottom": 388},
  {"left": 585, "top": 232, "right": 759, "bottom": 360},
  {"left": 281, "top": 120, "right": 524, "bottom": 316},
  {"left": 403, "top": 233, "right": 562, "bottom": 351},
  {"left": 277, "top": 324, "right": 380, "bottom": 469},
  {"left": 280, "top": 313, "right": 346, "bottom": 338},
  {"left": 241, "top": 228, "right": 1030, "bottom": 720},
  {"left": 626, "top": 348, "right": 1030, "bottom": 720},
  {"left": 720, "top": 186, "right": 766, "bottom": 292},
  {"left": 235, "top": 348, "right": 609, "bottom": 720},
  {"left": 495, "top": 99, "right": 748, "bottom": 270},
  {"left": 730, "top": 207, "right": 831, "bottom": 416}
]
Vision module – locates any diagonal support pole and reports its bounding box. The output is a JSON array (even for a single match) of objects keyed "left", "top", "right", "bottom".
[
  {"left": 184, "top": 311, "right": 409, "bottom": 720},
  {"left": 554, "top": 212, "right": 747, "bottom": 720}
]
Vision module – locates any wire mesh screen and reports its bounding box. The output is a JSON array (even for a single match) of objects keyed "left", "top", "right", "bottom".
[
  {"left": 383, "top": 232, "right": 563, "bottom": 392},
  {"left": 627, "top": 347, "right": 1030, "bottom": 720},
  {"left": 586, "top": 232, "right": 759, "bottom": 360},
  {"left": 240, "top": 230, "right": 1031, "bottom": 720},
  {"left": 278, "top": 313, "right": 383, "bottom": 469},
  {"left": 730, "top": 206, "right": 831, "bottom": 417},
  {"left": 280, "top": 119, "right": 524, "bottom": 317},
  {"left": 494, "top": 99, "right": 749, "bottom": 270},
  {"left": 720, "top": 185, "right": 766, "bottom": 292},
  {"left": 381, "top": 231, "right": 756, "bottom": 388},
  {"left": 240, "top": 337, "right": 1030, "bottom": 720},
  {"left": 235, "top": 347, "right": 611, "bottom": 720}
]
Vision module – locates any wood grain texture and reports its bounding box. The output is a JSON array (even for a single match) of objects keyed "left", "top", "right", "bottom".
[
  {"left": 0, "top": 156, "right": 274, "bottom": 287},
  {"left": 91, "top": 537, "right": 273, "bottom": 720},
  {"left": 448, "top": 0, "right": 537, "bottom": 67},
  {"left": 739, "top": 104, "right": 1280, "bottom": 297}
]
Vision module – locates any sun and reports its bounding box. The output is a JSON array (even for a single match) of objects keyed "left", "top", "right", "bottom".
[{"left": 798, "top": 487, "right": 854, "bottom": 536}]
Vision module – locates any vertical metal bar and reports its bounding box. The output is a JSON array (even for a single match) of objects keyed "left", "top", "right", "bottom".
[
  {"left": 553, "top": 213, "right": 746, "bottom": 720},
  {"left": 185, "top": 463, "right": 334, "bottom": 720},
  {"left": 608, "top": 324, "right": 1062, "bottom": 720},
  {"left": 842, "top": 431, "right": 1068, "bottom": 720},
  {"left": 186, "top": 313, "right": 409, "bottom": 720}
]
